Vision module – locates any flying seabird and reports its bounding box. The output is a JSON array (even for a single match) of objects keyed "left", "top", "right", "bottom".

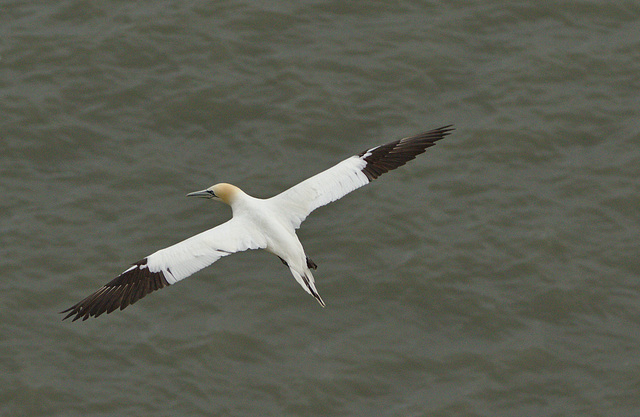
[{"left": 61, "top": 125, "right": 453, "bottom": 321}]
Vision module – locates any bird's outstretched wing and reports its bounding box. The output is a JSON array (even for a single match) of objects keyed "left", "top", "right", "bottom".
[
  {"left": 61, "top": 218, "right": 266, "bottom": 321},
  {"left": 271, "top": 125, "right": 453, "bottom": 229}
]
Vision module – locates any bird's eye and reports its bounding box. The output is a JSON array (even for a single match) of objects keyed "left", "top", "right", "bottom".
[{"left": 207, "top": 190, "right": 216, "bottom": 197}]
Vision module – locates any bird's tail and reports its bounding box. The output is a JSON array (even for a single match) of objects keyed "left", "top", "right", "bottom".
[{"left": 290, "top": 268, "right": 325, "bottom": 307}]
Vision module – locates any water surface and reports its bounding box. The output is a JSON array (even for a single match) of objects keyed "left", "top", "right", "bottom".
[{"left": 1, "top": 1, "right": 639, "bottom": 416}]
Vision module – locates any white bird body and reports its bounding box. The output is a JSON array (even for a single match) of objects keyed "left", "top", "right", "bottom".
[{"left": 62, "top": 126, "right": 453, "bottom": 321}]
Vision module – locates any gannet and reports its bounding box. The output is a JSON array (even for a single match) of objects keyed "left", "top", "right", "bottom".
[{"left": 61, "top": 125, "right": 453, "bottom": 321}]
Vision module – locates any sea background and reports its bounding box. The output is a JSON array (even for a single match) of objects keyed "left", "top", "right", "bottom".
[{"left": 1, "top": 1, "right": 639, "bottom": 416}]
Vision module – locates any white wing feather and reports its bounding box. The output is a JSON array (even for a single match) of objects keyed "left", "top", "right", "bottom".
[
  {"left": 270, "top": 155, "right": 370, "bottom": 229},
  {"left": 147, "top": 217, "right": 267, "bottom": 284}
]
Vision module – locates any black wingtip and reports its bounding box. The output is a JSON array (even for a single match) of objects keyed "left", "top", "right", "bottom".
[
  {"left": 403, "top": 125, "right": 454, "bottom": 144},
  {"left": 59, "top": 307, "right": 73, "bottom": 321},
  {"left": 60, "top": 259, "right": 170, "bottom": 322},
  {"left": 359, "top": 125, "right": 454, "bottom": 181}
]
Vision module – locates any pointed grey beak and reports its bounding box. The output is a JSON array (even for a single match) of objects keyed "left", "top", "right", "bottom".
[{"left": 187, "top": 189, "right": 214, "bottom": 199}]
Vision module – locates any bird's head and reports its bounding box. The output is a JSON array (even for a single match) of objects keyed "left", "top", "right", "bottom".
[{"left": 187, "top": 183, "right": 241, "bottom": 205}]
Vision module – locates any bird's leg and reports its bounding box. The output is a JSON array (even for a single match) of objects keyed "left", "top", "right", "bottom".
[
  {"left": 306, "top": 256, "right": 318, "bottom": 270},
  {"left": 277, "top": 255, "right": 316, "bottom": 270}
]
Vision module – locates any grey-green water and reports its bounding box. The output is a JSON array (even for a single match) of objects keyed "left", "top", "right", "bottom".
[{"left": 2, "top": 1, "right": 639, "bottom": 416}]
